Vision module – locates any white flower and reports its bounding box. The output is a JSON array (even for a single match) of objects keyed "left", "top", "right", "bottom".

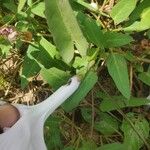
[{"left": 0, "top": 76, "right": 80, "bottom": 150}]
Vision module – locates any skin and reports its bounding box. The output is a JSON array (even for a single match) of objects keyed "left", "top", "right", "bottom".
[{"left": 0, "top": 104, "right": 20, "bottom": 131}]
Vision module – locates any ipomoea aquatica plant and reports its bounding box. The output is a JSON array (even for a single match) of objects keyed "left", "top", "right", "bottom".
[{"left": 0, "top": 76, "right": 80, "bottom": 150}]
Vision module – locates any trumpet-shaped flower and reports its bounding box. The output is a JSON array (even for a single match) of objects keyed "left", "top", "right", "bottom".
[{"left": 0, "top": 76, "right": 80, "bottom": 150}]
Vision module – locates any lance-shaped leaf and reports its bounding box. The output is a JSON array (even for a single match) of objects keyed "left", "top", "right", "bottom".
[
  {"left": 129, "top": 0, "right": 150, "bottom": 22},
  {"left": 62, "top": 71, "right": 98, "bottom": 112},
  {"left": 123, "top": 7, "right": 150, "bottom": 31},
  {"left": 138, "top": 71, "right": 150, "bottom": 86},
  {"left": 45, "top": 0, "right": 88, "bottom": 63},
  {"left": 106, "top": 53, "right": 130, "bottom": 99},
  {"left": 40, "top": 67, "right": 71, "bottom": 90},
  {"left": 77, "top": 12, "right": 105, "bottom": 48},
  {"left": 31, "top": 2, "right": 45, "bottom": 18},
  {"left": 103, "top": 32, "right": 133, "bottom": 48},
  {"left": 0, "top": 76, "right": 80, "bottom": 150},
  {"left": 18, "top": 0, "right": 27, "bottom": 12},
  {"left": 110, "top": 0, "right": 137, "bottom": 24},
  {"left": 99, "top": 95, "right": 150, "bottom": 112}
]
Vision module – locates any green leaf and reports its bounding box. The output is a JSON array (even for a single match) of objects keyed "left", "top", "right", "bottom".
[
  {"left": 134, "top": 63, "right": 144, "bottom": 73},
  {"left": 106, "top": 53, "right": 130, "bottom": 99},
  {"left": 110, "top": 0, "right": 137, "bottom": 24},
  {"left": 73, "top": 56, "right": 89, "bottom": 69},
  {"left": 30, "top": 44, "right": 70, "bottom": 71},
  {"left": 81, "top": 107, "right": 92, "bottom": 123},
  {"left": 99, "top": 95, "right": 150, "bottom": 112},
  {"left": 39, "top": 36, "right": 58, "bottom": 58},
  {"left": 103, "top": 32, "right": 133, "bottom": 48},
  {"left": 45, "top": 116, "right": 63, "bottom": 150},
  {"left": 25, "top": 44, "right": 48, "bottom": 67},
  {"left": 18, "top": 0, "right": 27, "bottom": 12},
  {"left": 27, "top": 0, "right": 32, "bottom": 7},
  {"left": 31, "top": 50, "right": 70, "bottom": 71},
  {"left": 124, "top": 51, "right": 136, "bottom": 62},
  {"left": 22, "top": 56, "right": 41, "bottom": 78},
  {"left": 45, "top": 0, "right": 88, "bottom": 63},
  {"left": 94, "top": 113, "right": 119, "bottom": 135},
  {"left": 3, "top": 1, "right": 17, "bottom": 13},
  {"left": 20, "top": 75, "right": 29, "bottom": 89},
  {"left": 0, "top": 40, "right": 11, "bottom": 55},
  {"left": 129, "top": 0, "right": 150, "bottom": 22},
  {"left": 40, "top": 67, "right": 71, "bottom": 90},
  {"left": 20, "top": 44, "right": 42, "bottom": 88},
  {"left": 79, "top": 140, "right": 97, "bottom": 150},
  {"left": 138, "top": 72, "right": 150, "bottom": 86},
  {"left": 147, "top": 29, "right": 150, "bottom": 39},
  {"left": 21, "top": 56, "right": 41, "bottom": 88},
  {"left": 77, "top": 12, "right": 104, "bottom": 48},
  {"left": 62, "top": 71, "right": 98, "bottom": 112},
  {"left": 31, "top": 2, "right": 45, "bottom": 18},
  {"left": 63, "top": 146, "right": 75, "bottom": 150},
  {"left": 121, "top": 113, "right": 149, "bottom": 150},
  {"left": 97, "top": 143, "right": 125, "bottom": 150},
  {"left": 124, "top": 7, "right": 150, "bottom": 31},
  {"left": 15, "top": 21, "right": 28, "bottom": 31}
]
